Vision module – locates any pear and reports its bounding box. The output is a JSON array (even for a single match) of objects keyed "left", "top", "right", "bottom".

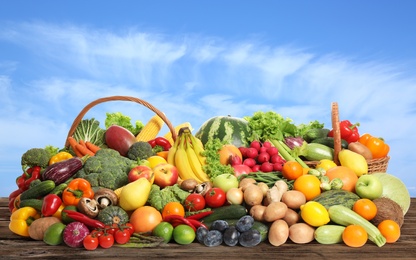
[
  {"left": 338, "top": 149, "right": 368, "bottom": 177},
  {"left": 118, "top": 178, "right": 152, "bottom": 211}
]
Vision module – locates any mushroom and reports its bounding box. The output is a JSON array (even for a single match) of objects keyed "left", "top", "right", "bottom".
[
  {"left": 194, "top": 181, "right": 213, "bottom": 196},
  {"left": 180, "top": 178, "right": 199, "bottom": 192},
  {"left": 94, "top": 188, "right": 118, "bottom": 209},
  {"left": 77, "top": 197, "right": 99, "bottom": 218}
]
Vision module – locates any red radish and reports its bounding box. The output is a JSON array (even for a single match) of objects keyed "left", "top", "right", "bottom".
[
  {"left": 273, "top": 163, "right": 283, "bottom": 171},
  {"left": 229, "top": 155, "right": 243, "bottom": 166},
  {"left": 263, "top": 141, "right": 272, "bottom": 148},
  {"left": 257, "top": 152, "right": 270, "bottom": 164},
  {"left": 245, "top": 148, "right": 258, "bottom": 159},
  {"left": 243, "top": 158, "right": 257, "bottom": 168},
  {"left": 238, "top": 147, "right": 248, "bottom": 157},
  {"left": 251, "top": 164, "right": 261, "bottom": 172},
  {"left": 270, "top": 154, "right": 283, "bottom": 164},
  {"left": 260, "top": 162, "right": 274, "bottom": 172},
  {"left": 259, "top": 147, "right": 267, "bottom": 154},
  {"left": 63, "top": 222, "right": 90, "bottom": 248},
  {"left": 250, "top": 141, "right": 262, "bottom": 151},
  {"left": 267, "top": 147, "right": 279, "bottom": 156}
]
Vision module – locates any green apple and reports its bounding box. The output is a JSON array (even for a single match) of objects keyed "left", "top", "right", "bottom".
[
  {"left": 355, "top": 174, "right": 383, "bottom": 200},
  {"left": 213, "top": 173, "right": 239, "bottom": 193}
]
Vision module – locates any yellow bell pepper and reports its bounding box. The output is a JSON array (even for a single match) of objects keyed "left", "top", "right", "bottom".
[
  {"left": 9, "top": 206, "right": 40, "bottom": 237},
  {"left": 49, "top": 151, "right": 73, "bottom": 165}
]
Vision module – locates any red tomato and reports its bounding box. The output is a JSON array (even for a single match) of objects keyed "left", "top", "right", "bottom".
[
  {"left": 124, "top": 222, "right": 135, "bottom": 235},
  {"left": 114, "top": 229, "right": 131, "bottom": 245},
  {"left": 99, "top": 233, "right": 114, "bottom": 249},
  {"left": 204, "top": 187, "right": 226, "bottom": 208},
  {"left": 105, "top": 223, "right": 119, "bottom": 236},
  {"left": 83, "top": 234, "right": 99, "bottom": 250},
  {"left": 184, "top": 193, "right": 206, "bottom": 211}
]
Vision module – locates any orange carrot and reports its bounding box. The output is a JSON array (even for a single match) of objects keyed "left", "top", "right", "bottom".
[
  {"left": 76, "top": 143, "right": 95, "bottom": 156},
  {"left": 79, "top": 139, "right": 87, "bottom": 148},
  {"left": 85, "top": 141, "right": 101, "bottom": 153},
  {"left": 68, "top": 136, "right": 83, "bottom": 157}
]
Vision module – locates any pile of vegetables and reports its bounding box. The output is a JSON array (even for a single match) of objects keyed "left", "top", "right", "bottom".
[{"left": 7, "top": 107, "right": 410, "bottom": 252}]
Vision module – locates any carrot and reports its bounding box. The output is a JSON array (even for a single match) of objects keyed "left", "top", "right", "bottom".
[
  {"left": 79, "top": 139, "right": 87, "bottom": 148},
  {"left": 68, "top": 136, "right": 83, "bottom": 157},
  {"left": 85, "top": 141, "right": 101, "bottom": 153},
  {"left": 76, "top": 143, "right": 95, "bottom": 156}
]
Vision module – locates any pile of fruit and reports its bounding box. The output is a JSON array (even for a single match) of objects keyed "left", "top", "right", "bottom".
[{"left": 8, "top": 109, "right": 411, "bottom": 250}]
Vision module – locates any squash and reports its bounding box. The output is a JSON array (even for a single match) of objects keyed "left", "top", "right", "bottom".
[
  {"left": 195, "top": 116, "right": 250, "bottom": 147},
  {"left": 96, "top": 205, "right": 129, "bottom": 225},
  {"left": 312, "top": 189, "right": 360, "bottom": 210}
]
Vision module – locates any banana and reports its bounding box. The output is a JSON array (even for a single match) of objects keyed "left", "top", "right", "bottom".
[
  {"left": 167, "top": 134, "right": 180, "bottom": 165},
  {"left": 174, "top": 136, "right": 202, "bottom": 182},
  {"left": 184, "top": 134, "right": 210, "bottom": 182},
  {"left": 186, "top": 129, "right": 207, "bottom": 166}
]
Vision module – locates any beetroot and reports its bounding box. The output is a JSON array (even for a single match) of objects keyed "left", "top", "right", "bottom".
[{"left": 63, "top": 222, "right": 90, "bottom": 248}]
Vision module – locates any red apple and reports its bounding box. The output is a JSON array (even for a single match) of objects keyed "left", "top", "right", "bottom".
[
  {"left": 128, "top": 165, "right": 154, "bottom": 183},
  {"left": 232, "top": 164, "right": 253, "bottom": 177},
  {"left": 153, "top": 163, "right": 179, "bottom": 188}
]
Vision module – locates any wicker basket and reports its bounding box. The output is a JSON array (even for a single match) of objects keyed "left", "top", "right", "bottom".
[
  {"left": 306, "top": 102, "right": 389, "bottom": 173},
  {"left": 64, "top": 96, "right": 177, "bottom": 149}
]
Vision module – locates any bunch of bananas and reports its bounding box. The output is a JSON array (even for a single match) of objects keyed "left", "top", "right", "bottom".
[{"left": 167, "top": 127, "right": 210, "bottom": 183}]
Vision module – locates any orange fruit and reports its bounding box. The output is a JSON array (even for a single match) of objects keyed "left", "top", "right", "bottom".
[
  {"left": 282, "top": 161, "right": 304, "bottom": 181},
  {"left": 162, "top": 201, "right": 185, "bottom": 219},
  {"left": 353, "top": 198, "right": 378, "bottom": 221},
  {"left": 325, "top": 166, "right": 358, "bottom": 192},
  {"left": 378, "top": 220, "right": 401, "bottom": 243},
  {"left": 342, "top": 224, "right": 368, "bottom": 247},
  {"left": 218, "top": 144, "right": 242, "bottom": 165},
  {"left": 130, "top": 206, "right": 163, "bottom": 233},
  {"left": 293, "top": 174, "right": 321, "bottom": 201}
]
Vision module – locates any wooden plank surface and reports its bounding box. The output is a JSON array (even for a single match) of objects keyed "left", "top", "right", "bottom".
[{"left": 1, "top": 198, "right": 415, "bottom": 260}]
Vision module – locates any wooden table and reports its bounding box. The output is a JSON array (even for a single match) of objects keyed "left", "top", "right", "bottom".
[{"left": 1, "top": 198, "right": 415, "bottom": 260}]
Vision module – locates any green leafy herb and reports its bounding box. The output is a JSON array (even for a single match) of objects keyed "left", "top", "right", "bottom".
[{"left": 202, "top": 138, "right": 235, "bottom": 181}]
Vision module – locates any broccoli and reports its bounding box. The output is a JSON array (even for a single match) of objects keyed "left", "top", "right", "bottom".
[
  {"left": 21, "top": 148, "right": 51, "bottom": 171},
  {"left": 74, "top": 148, "right": 137, "bottom": 190},
  {"left": 127, "top": 141, "right": 154, "bottom": 161}
]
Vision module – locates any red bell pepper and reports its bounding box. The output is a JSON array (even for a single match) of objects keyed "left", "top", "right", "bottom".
[
  {"left": 148, "top": 137, "right": 172, "bottom": 151},
  {"left": 16, "top": 166, "right": 41, "bottom": 191},
  {"left": 41, "top": 194, "right": 62, "bottom": 217},
  {"left": 328, "top": 120, "right": 360, "bottom": 143}
]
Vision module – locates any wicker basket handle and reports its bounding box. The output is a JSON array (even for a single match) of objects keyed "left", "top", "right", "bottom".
[
  {"left": 64, "top": 96, "right": 177, "bottom": 148},
  {"left": 331, "top": 102, "right": 341, "bottom": 165}
]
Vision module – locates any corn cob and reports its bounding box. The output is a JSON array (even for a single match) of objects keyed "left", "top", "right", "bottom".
[
  {"left": 163, "top": 122, "right": 193, "bottom": 145},
  {"left": 135, "top": 114, "right": 164, "bottom": 142}
]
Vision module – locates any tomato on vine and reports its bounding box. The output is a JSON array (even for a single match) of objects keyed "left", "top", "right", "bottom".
[
  {"left": 99, "top": 233, "right": 114, "bottom": 248},
  {"left": 124, "top": 222, "right": 135, "bottom": 235},
  {"left": 83, "top": 234, "right": 99, "bottom": 251},
  {"left": 114, "top": 229, "right": 131, "bottom": 244}
]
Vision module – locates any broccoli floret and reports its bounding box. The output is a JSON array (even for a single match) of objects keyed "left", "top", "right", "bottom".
[
  {"left": 127, "top": 141, "right": 154, "bottom": 161},
  {"left": 21, "top": 148, "right": 50, "bottom": 171},
  {"left": 74, "top": 148, "right": 136, "bottom": 190}
]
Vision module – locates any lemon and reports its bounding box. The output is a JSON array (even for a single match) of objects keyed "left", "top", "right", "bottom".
[
  {"left": 300, "top": 201, "right": 330, "bottom": 227},
  {"left": 173, "top": 224, "right": 196, "bottom": 245},
  {"left": 316, "top": 159, "right": 337, "bottom": 171},
  {"left": 152, "top": 221, "right": 174, "bottom": 243},
  {"left": 147, "top": 155, "right": 167, "bottom": 169}
]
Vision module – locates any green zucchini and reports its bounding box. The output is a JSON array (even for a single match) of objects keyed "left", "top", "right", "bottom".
[
  {"left": 314, "top": 224, "right": 345, "bottom": 244},
  {"left": 200, "top": 205, "right": 247, "bottom": 223},
  {"left": 303, "top": 128, "right": 330, "bottom": 143},
  {"left": 19, "top": 199, "right": 43, "bottom": 211},
  {"left": 204, "top": 218, "right": 269, "bottom": 242},
  {"left": 311, "top": 137, "right": 349, "bottom": 149},
  {"left": 303, "top": 143, "right": 334, "bottom": 161},
  {"left": 328, "top": 205, "right": 386, "bottom": 247},
  {"left": 20, "top": 180, "right": 56, "bottom": 200}
]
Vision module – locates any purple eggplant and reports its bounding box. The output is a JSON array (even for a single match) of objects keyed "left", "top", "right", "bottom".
[{"left": 42, "top": 157, "right": 83, "bottom": 184}]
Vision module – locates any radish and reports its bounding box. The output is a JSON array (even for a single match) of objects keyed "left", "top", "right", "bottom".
[{"left": 63, "top": 222, "right": 90, "bottom": 248}]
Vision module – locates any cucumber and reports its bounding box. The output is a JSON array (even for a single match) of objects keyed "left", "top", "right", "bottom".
[
  {"left": 50, "top": 183, "right": 68, "bottom": 196},
  {"left": 303, "top": 143, "right": 334, "bottom": 161},
  {"left": 200, "top": 205, "right": 247, "bottom": 223},
  {"left": 204, "top": 218, "right": 269, "bottom": 242},
  {"left": 303, "top": 128, "right": 330, "bottom": 143},
  {"left": 314, "top": 224, "right": 345, "bottom": 244},
  {"left": 311, "top": 137, "right": 348, "bottom": 149},
  {"left": 20, "top": 180, "right": 56, "bottom": 200},
  {"left": 19, "top": 199, "right": 43, "bottom": 211}
]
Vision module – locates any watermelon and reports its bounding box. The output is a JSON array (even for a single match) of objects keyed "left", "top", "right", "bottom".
[
  {"left": 195, "top": 116, "right": 251, "bottom": 147},
  {"left": 312, "top": 189, "right": 360, "bottom": 210}
]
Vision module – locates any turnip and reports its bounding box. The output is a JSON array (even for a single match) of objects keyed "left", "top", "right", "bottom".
[{"left": 63, "top": 222, "right": 90, "bottom": 248}]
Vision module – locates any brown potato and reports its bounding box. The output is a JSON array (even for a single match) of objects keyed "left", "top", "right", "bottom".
[
  {"left": 281, "top": 190, "right": 306, "bottom": 210},
  {"left": 348, "top": 142, "right": 373, "bottom": 160},
  {"left": 249, "top": 204, "right": 267, "bottom": 222},
  {"left": 263, "top": 201, "right": 288, "bottom": 222},
  {"left": 28, "top": 217, "right": 61, "bottom": 241},
  {"left": 243, "top": 184, "right": 264, "bottom": 206},
  {"left": 283, "top": 208, "right": 300, "bottom": 226},
  {"left": 268, "top": 219, "right": 289, "bottom": 247},
  {"left": 289, "top": 223, "right": 315, "bottom": 244}
]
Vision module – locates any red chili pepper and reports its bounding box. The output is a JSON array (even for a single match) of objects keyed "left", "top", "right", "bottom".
[
  {"left": 186, "top": 210, "right": 214, "bottom": 220},
  {"left": 163, "top": 215, "right": 196, "bottom": 231},
  {"left": 16, "top": 166, "right": 41, "bottom": 191},
  {"left": 41, "top": 194, "right": 62, "bottom": 217},
  {"left": 63, "top": 210, "right": 105, "bottom": 229},
  {"left": 8, "top": 189, "right": 23, "bottom": 213},
  {"left": 186, "top": 218, "right": 208, "bottom": 230},
  {"left": 328, "top": 120, "right": 360, "bottom": 143}
]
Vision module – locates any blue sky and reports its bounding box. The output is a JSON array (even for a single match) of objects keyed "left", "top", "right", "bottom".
[{"left": 1, "top": 1, "right": 415, "bottom": 197}]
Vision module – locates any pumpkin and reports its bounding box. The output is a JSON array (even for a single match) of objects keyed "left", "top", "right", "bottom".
[
  {"left": 195, "top": 116, "right": 250, "bottom": 147},
  {"left": 96, "top": 205, "right": 129, "bottom": 225}
]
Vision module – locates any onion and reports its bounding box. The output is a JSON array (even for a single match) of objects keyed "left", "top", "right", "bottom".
[
  {"left": 226, "top": 187, "right": 244, "bottom": 205},
  {"left": 284, "top": 137, "right": 305, "bottom": 149}
]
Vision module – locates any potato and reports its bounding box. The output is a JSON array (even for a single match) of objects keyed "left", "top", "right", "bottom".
[
  {"left": 249, "top": 204, "right": 267, "bottom": 222},
  {"left": 239, "top": 178, "right": 256, "bottom": 192},
  {"left": 289, "top": 223, "right": 315, "bottom": 244},
  {"left": 283, "top": 208, "right": 300, "bottom": 226},
  {"left": 348, "top": 142, "right": 373, "bottom": 160},
  {"left": 243, "top": 184, "right": 264, "bottom": 206},
  {"left": 28, "top": 217, "right": 61, "bottom": 241},
  {"left": 263, "top": 201, "right": 288, "bottom": 222},
  {"left": 281, "top": 190, "right": 306, "bottom": 210},
  {"left": 268, "top": 219, "right": 289, "bottom": 246}
]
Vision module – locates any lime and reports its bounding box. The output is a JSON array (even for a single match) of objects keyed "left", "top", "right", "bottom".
[
  {"left": 152, "top": 221, "right": 174, "bottom": 243},
  {"left": 173, "top": 224, "right": 196, "bottom": 245},
  {"left": 43, "top": 222, "right": 66, "bottom": 245}
]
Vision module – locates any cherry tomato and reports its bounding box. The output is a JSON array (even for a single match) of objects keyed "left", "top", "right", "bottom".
[
  {"left": 90, "top": 229, "right": 104, "bottom": 238},
  {"left": 124, "top": 222, "right": 135, "bottom": 235},
  {"left": 83, "top": 234, "right": 99, "bottom": 250},
  {"left": 184, "top": 193, "right": 206, "bottom": 211},
  {"left": 114, "top": 229, "right": 131, "bottom": 244},
  {"left": 105, "top": 223, "right": 119, "bottom": 236},
  {"left": 99, "top": 233, "right": 114, "bottom": 249},
  {"left": 204, "top": 187, "right": 226, "bottom": 208}
]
